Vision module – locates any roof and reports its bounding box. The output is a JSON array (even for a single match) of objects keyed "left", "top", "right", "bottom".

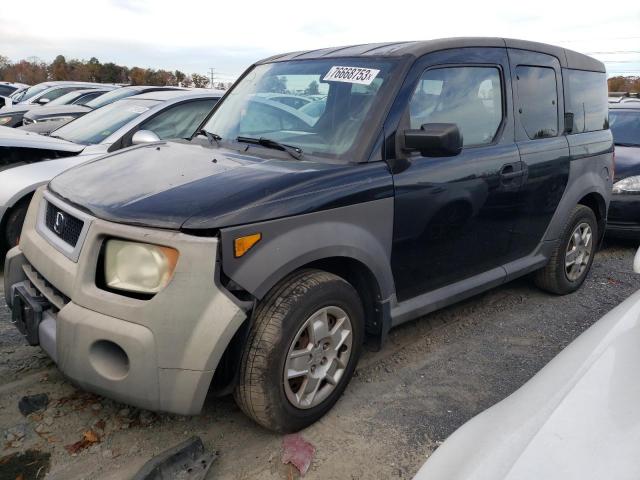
[
  {"left": 39, "top": 81, "right": 113, "bottom": 87},
  {"left": 258, "top": 37, "right": 605, "bottom": 72},
  {"left": 610, "top": 102, "right": 640, "bottom": 110},
  {"left": 119, "top": 85, "right": 186, "bottom": 92},
  {"left": 126, "top": 89, "right": 225, "bottom": 102}
]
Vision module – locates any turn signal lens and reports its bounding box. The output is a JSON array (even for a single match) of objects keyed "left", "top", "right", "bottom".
[
  {"left": 104, "top": 240, "right": 178, "bottom": 294},
  {"left": 234, "top": 233, "right": 262, "bottom": 257}
]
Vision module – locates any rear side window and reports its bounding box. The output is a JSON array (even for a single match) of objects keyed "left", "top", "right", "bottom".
[
  {"left": 409, "top": 66, "right": 503, "bottom": 147},
  {"left": 515, "top": 66, "right": 558, "bottom": 139},
  {"left": 565, "top": 70, "right": 608, "bottom": 133}
]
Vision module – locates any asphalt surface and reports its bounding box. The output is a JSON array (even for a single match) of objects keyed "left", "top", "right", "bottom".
[{"left": 1, "top": 240, "right": 639, "bottom": 479}]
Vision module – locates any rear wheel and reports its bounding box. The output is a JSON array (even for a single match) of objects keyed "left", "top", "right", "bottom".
[
  {"left": 535, "top": 205, "right": 597, "bottom": 294},
  {"left": 234, "top": 269, "right": 364, "bottom": 432}
]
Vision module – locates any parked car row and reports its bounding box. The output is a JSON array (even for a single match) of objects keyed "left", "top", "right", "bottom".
[
  {"left": 0, "top": 88, "right": 223, "bottom": 247},
  {"left": 0, "top": 84, "right": 118, "bottom": 127}
]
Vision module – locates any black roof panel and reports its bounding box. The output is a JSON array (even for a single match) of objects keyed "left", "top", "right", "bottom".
[{"left": 256, "top": 37, "right": 605, "bottom": 72}]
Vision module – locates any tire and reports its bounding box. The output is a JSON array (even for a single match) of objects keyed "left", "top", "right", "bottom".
[
  {"left": 535, "top": 205, "right": 598, "bottom": 295},
  {"left": 3, "top": 199, "right": 30, "bottom": 249},
  {"left": 234, "top": 269, "right": 364, "bottom": 432}
]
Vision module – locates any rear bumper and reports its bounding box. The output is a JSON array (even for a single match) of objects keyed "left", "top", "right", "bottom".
[{"left": 4, "top": 187, "right": 248, "bottom": 415}]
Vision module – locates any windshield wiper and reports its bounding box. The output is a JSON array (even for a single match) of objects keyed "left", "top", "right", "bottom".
[
  {"left": 615, "top": 142, "right": 638, "bottom": 147},
  {"left": 197, "top": 129, "right": 221, "bottom": 146},
  {"left": 236, "top": 136, "right": 303, "bottom": 160}
]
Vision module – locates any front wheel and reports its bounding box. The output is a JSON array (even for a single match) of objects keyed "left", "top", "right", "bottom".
[
  {"left": 4, "top": 199, "right": 30, "bottom": 249},
  {"left": 234, "top": 269, "right": 364, "bottom": 432},
  {"left": 535, "top": 205, "right": 598, "bottom": 294}
]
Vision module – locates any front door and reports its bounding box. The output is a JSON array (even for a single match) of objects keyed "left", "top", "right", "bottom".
[{"left": 389, "top": 48, "right": 521, "bottom": 302}]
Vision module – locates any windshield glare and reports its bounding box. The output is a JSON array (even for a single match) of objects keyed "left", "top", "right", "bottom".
[
  {"left": 53, "top": 99, "right": 160, "bottom": 145},
  {"left": 609, "top": 110, "right": 640, "bottom": 146},
  {"left": 202, "top": 59, "right": 397, "bottom": 159},
  {"left": 17, "top": 84, "right": 50, "bottom": 103},
  {"left": 86, "top": 88, "right": 137, "bottom": 109}
]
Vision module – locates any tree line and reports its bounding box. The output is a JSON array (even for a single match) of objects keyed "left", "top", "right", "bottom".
[
  {"left": 608, "top": 76, "right": 640, "bottom": 94},
  {"left": 0, "top": 54, "right": 216, "bottom": 88}
]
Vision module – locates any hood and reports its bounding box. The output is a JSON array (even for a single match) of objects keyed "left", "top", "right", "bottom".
[
  {"left": 0, "top": 126, "right": 85, "bottom": 152},
  {"left": 0, "top": 104, "right": 31, "bottom": 116},
  {"left": 413, "top": 289, "right": 640, "bottom": 480},
  {"left": 49, "top": 140, "right": 393, "bottom": 230},
  {"left": 614, "top": 145, "right": 640, "bottom": 181},
  {"left": 24, "top": 104, "right": 90, "bottom": 121}
]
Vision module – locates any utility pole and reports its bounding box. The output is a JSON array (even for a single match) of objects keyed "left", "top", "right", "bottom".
[{"left": 208, "top": 68, "right": 216, "bottom": 88}]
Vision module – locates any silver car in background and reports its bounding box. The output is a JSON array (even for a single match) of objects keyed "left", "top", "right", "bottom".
[
  {"left": 0, "top": 89, "right": 223, "bottom": 248},
  {"left": 20, "top": 85, "right": 186, "bottom": 133}
]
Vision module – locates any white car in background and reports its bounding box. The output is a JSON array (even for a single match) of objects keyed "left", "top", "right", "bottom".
[
  {"left": 414, "top": 247, "right": 640, "bottom": 480},
  {"left": 0, "top": 89, "right": 223, "bottom": 248}
]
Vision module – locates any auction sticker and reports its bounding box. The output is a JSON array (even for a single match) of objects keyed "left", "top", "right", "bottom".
[{"left": 323, "top": 66, "right": 380, "bottom": 85}]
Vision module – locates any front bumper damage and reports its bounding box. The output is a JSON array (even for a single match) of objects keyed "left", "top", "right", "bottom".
[{"left": 4, "top": 187, "right": 247, "bottom": 415}]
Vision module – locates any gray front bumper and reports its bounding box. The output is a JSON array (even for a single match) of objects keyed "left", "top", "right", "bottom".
[{"left": 5, "top": 187, "right": 248, "bottom": 415}]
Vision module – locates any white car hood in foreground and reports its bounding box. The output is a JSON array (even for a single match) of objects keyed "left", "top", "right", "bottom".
[
  {"left": 0, "top": 125, "right": 84, "bottom": 152},
  {"left": 415, "top": 287, "right": 640, "bottom": 480}
]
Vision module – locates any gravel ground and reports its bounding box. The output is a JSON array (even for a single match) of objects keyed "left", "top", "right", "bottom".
[{"left": 0, "top": 240, "right": 639, "bottom": 479}]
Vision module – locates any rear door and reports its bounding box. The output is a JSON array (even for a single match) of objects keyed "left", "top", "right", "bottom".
[{"left": 506, "top": 49, "right": 570, "bottom": 259}]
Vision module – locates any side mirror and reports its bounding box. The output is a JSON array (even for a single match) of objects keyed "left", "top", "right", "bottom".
[
  {"left": 36, "top": 97, "right": 50, "bottom": 105},
  {"left": 403, "top": 123, "right": 462, "bottom": 157},
  {"left": 132, "top": 130, "right": 161, "bottom": 145},
  {"left": 634, "top": 247, "right": 640, "bottom": 274}
]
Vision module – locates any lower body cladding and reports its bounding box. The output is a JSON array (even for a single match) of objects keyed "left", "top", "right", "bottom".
[
  {"left": 607, "top": 194, "right": 640, "bottom": 239},
  {"left": 4, "top": 187, "right": 247, "bottom": 415}
]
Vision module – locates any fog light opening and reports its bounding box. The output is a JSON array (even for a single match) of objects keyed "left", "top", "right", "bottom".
[{"left": 89, "top": 340, "right": 130, "bottom": 381}]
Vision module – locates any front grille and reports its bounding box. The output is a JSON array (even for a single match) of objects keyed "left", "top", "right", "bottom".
[{"left": 45, "top": 201, "right": 84, "bottom": 247}]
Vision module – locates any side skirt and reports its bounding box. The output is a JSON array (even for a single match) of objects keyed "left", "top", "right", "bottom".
[{"left": 390, "top": 253, "right": 548, "bottom": 327}]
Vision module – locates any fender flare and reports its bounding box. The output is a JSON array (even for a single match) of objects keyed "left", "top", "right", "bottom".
[{"left": 219, "top": 199, "right": 396, "bottom": 301}]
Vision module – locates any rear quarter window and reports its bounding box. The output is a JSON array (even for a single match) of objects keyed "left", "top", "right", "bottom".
[
  {"left": 515, "top": 66, "right": 558, "bottom": 139},
  {"left": 565, "top": 69, "right": 609, "bottom": 133}
]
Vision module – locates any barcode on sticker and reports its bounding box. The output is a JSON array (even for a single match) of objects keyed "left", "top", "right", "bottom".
[{"left": 323, "top": 66, "right": 380, "bottom": 85}]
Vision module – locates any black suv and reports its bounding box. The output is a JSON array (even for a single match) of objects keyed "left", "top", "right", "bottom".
[{"left": 4, "top": 38, "right": 612, "bottom": 432}]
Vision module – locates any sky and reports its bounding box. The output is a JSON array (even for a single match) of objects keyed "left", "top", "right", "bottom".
[{"left": 1, "top": 0, "right": 639, "bottom": 81}]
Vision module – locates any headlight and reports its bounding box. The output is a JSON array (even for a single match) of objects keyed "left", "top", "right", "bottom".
[
  {"left": 104, "top": 240, "right": 179, "bottom": 294},
  {"left": 0, "top": 116, "right": 13, "bottom": 125},
  {"left": 612, "top": 176, "right": 640, "bottom": 194}
]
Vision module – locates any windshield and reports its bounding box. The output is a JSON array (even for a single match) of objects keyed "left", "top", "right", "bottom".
[
  {"left": 609, "top": 110, "right": 640, "bottom": 147},
  {"left": 47, "top": 90, "right": 91, "bottom": 106},
  {"left": 53, "top": 98, "right": 160, "bottom": 145},
  {"left": 85, "top": 88, "right": 137, "bottom": 109},
  {"left": 202, "top": 59, "right": 398, "bottom": 159},
  {"left": 16, "top": 83, "right": 50, "bottom": 103}
]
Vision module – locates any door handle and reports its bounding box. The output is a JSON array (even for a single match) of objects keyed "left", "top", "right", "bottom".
[
  {"left": 501, "top": 170, "right": 524, "bottom": 180},
  {"left": 500, "top": 163, "right": 525, "bottom": 185}
]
